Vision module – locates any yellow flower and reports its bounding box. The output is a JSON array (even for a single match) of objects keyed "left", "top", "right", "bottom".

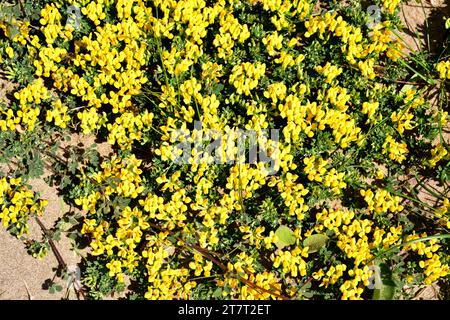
[
  {"left": 5, "top": 46, "right": 14, "bottom": 59},
  {"left": 391, "top": 111, "right": 414, "bottom": 134},
  {"left": 229, "top": 62, "right": 266, "bottom": 96},
  {"left": 77, "top": 108, "right": 107, "bottom": 134},
  {"left": 382, "top": 0, "right": 401, "bottom": 14},
  {"left": 426, "top": 144, "right": 448, "bottom": 168},
  {"left": 315, "top": 62, "right": 343, "bottom": 84},
  {"left": 360, "top": 188, "right": 404, "bottom": 213},
  {"left": 46, "top": 99, "right": 71, "bottom": 129},
  {"left": 437, "top": 60, "right": 450, "bottom": 79},
  {"left": 382, "top": 135, "right": 408, "bottom": 163},
  {"left": 0, "top": 177, "right": 47, "bottom": 237},
  {"left": 361, "top": 101, "right": 379, "bottom": 122}
]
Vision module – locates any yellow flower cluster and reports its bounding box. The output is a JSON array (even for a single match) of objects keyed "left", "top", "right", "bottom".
[
  {"left": 304, "top": 12, "right": 398, "bottom": 73},
  {"left": 324, "top": 86, "right": 350, "bottom": 111},
  {"left": 437, "top": 60, "right": 450, "bottom": 79},
  {"left": 269, "top": 172, "right": 309, "bottom": 220},
  {"left": 382, "top": 135, "right": 409, "bottom": 163},
  {"left": 303, "top": 156, "right": 327, "bottom": 182},
  {"left": 76, "top": 154, "right": 145, "bottom": 214},
  {"left": 303, "top": 156, "right": 346, "bottom": 194},
  {"left": 279, "top": 97, "right": 318, "bottom": 141},
  {"left": 325, "top": 109, "right": 362, "bottom": 148},
  {"left": 87, "top": 205, "right": 149, "bottom": 281},
  {"left": 39, "top": 3, "right": 74, "bottom": 44},
  {"left": 13, "top": 78, "right": 49, "bottom": 107},
  {"left": 313, "top": 208, "right": 381, "bottom": 299},
  {"left": 219, "top": 252, "right": 282, "bottom": 299},
  {"left": 81, "top": 0, "right": 107, "bottom": 25},
  {"left": 278, "top": 95, "right": 361, "bottom": 148},
  {"left": 189, "top": 253, "right": 213, "bottom": 277},
  {"left": 29, "top": 0, "right": 149, "bottom": 134},
  {"left": 239, "top": 225, "right": 266, "bottom": 249},
  {"left": 314, "top": 207, "right": 407, "bottom": 299},
  {"left": 337, "top": 218, "right": 374, "bottom": 267},
  {"left": 5, "top": 46, "right": 14, "bottom": 59},
  {"left": 143, "top": 240, "right": 196, "bottom": 299},
  {"left": 391, "top": 111, "right": 414, "bottom": 134},
  {"left": 403, "top": 88, "right": 424, "bottom": 109},
  {"left": 139, "top": 188, "right": 190, "bottom": 232},
  {"left": 77, "top": 107, "right": 107, "bottom": 134},
  {"left": 426, "top": 144, "right": 449, "bottom": 168},
  {"left": 371, "top": 225, "right": 403, "bottom": 249},
  {"left": 262, "top": 31, "right": 283, "bottom": 56},
  {"left": 46, "top": 99, "right": 71, "bottom": 129},
  {"left": 271, "top": 247, "right": 309, "bottom": 278},
  {"left": 312, "top": 264, "right": 347, "bottom": 288},
  {"left": 404, "top": 234, "right": 450, "bottom": 285},
  {"left": 358, "top": 58, "right": 376, "bottom": 79},
  {"left": 362, "top": 101, "right": 379, "bottom": 122},
  {"left": 77, "top": 152, "right": 199, "bottom": 291},
  {"left": 339, "top": 265, "right": 373, "bottom": 300},
  {"left": 229, "top": 62, "right": 266, "bottom": 96},
  {"left": 315, "top": 62, "right": 343, "bottom": 84},
  {"left": 219, "top": 270, "right": 282, "bottom": 300},
  {"left": 360, "top": 188, "right": 404, "bottom": 213},
  {"left": 179, "top": 78, "right": 202, "bottom": 106},
  {"left": 0, "top": 18, "right": 30, "bottom": 46},
  {"left": 382, "top": 0, "right": 401, "bottom": 14},
  {"left": 0, "top": 177, "right": 47, "bottom": 236},
  {"left": 316, "top": 208, "right": 355, "bottom": 233},
  {"left": 107, "top": 110, "right": 154, "bottom": 150},
  {"left": 34, "top": 46, "right": 67, "bottom": 78},
  {"left": 323, "top": 168, "right": 347, "bottom": 194},
  {"left": 435, "top": 198, "right": 450, "bottom": 229},
  {"left": 370, "top": 22, "right": 401, "bottom": 59},
  {"left": 0, "top": 79, "right": 49, "bottom": 131},
  {"left": 264, "top": 82, "right": 287, "bottom": 104},
  {"left": 0, "top": 107, "right": 20, "bottom": 131},
  {"left": 214, "top": 11, "right": 250, "bottom": 59}
]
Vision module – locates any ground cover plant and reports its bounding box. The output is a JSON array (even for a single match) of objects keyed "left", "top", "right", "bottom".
[{"left": 0, "top": 0, "right": 449, "bottom": 300}]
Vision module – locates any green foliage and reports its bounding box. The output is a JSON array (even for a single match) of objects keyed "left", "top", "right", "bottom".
[
  {"left": 275, "top": 225, "right": 296, "bottom": 249},
  {"left": 82, "top": 260, "right": 126, "bottom": 300},
  {"left": 303, "top": 234, "right": 329, "bottom": 254}
]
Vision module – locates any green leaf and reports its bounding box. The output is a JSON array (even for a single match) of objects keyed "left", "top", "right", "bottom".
[
  {"left": 68, "top": 160, "right": 78, "bottom": 174},
  {"left": 445, "top": 18, "right": 450, "bottom": 30},
  {"left": 52, "top": 230, "right": 61, "bottom": 241},
  {"left": 303, "top": 234, "right": 328, "bottom": 253},
  {"left": 372, "top": 263, "right": 396, "bottom": 300},
  {"left": 373, "top": 283, "right": 395, "bottom": 300},
  {"left": 213, "top": 287, "right": 222, "bottom": 299},
  {"left": 67, "top": 231, "right": 78, "bottom": 240},
  {"left": 275, "top": 225, "right": 296, "bottom": 249}
]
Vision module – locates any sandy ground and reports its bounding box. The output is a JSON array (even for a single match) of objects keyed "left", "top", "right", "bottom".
[
  {"left": 0, "top": 177, "right": 81, "bottom": 300},
  {"left": 399, "top": 0, "right": 449, "bottom": 54},
  {"left": 0, "top": 139, "right": 111, "bottom": 300},
  {"left": 0, "top": 1, "right": 449, "bottom": 300},
  {"left": 1, "top": 78, "right": 112, "bottom": 299}
]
